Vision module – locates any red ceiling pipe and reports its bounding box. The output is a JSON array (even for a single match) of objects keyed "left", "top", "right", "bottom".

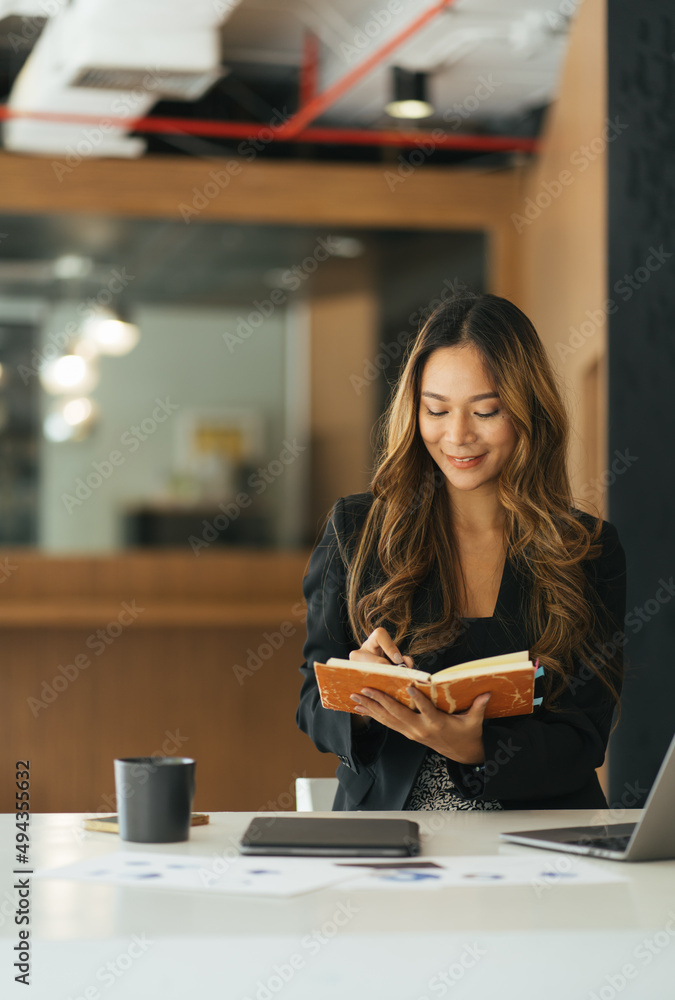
[
  {"left": 274, "top": 0, "right": 457, "bottom": 139},
  {"left": 300, "top": 32, "right": 320, "bottom": 109},
  {"left": 0, "top": 105, "right": 538, "bottom": 152},
  {"left": 0, "top": 105, "right": 260, "bottom": 135}
]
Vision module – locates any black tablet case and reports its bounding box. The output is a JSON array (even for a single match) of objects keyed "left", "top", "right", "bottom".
[{"left": 239, "top": 816, "right": 420, "bottom": 857}]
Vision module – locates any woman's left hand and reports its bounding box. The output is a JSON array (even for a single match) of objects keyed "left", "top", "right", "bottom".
[{"left": 350, "top": 686, "right": 490, "bottom": 764}]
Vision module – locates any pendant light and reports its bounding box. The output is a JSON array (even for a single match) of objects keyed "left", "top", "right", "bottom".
[{"left": 385, "top": 67, "right": 434, "bottom": 120}]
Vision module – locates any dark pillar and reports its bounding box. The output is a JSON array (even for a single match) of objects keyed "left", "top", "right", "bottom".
[{"left": 608, "top": 1, "right": 675, "bottom": 805}]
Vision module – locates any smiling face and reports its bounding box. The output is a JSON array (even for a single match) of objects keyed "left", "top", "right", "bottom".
[{"left": 418, "top": 344, "right": 518, "bottom": 497}]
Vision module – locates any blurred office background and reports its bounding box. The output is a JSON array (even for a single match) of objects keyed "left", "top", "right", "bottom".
[{"left": 0, "top": 0, "right": 671, "bottom": 813}]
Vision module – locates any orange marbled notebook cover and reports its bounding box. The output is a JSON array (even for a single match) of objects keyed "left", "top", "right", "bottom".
[{"left": 314, "top": 651, "right": 535, "bottom": 719}]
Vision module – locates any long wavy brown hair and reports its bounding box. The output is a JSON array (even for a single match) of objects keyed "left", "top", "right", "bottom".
[{"left": 340, "top": 292, "right": 621, "bottom": 711}]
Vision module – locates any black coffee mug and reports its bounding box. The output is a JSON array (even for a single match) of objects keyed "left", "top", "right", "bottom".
[{"left": 114, "top": 757, "right": 196, "bottom": 843}]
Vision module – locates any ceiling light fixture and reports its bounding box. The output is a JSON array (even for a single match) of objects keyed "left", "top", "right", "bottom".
[
  {"left": 62, "top": 397, "right": 96, "bottom": 427},
  {"left": 328, "top": 237, "right": 365, "bottom": 259},
  {"left": 385, "top": 67, "right": 434, "bottom": 120},
  {"left": 80, "top": 309, "right": 140, "bottom": 356},
  {"left": 43, "top": 411, "right": 74, "bottom": 444},
  {"left": 43, "top": 396, "right": 98, "bottom": 443},
  {"left": 52, "top": 255, "right": 94, "bottom": 281},
  {"left": 39, "top": 354, "right": 99, "bottom": 395}
]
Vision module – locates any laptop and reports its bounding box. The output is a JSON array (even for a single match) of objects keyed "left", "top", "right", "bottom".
[{"left": 500, "top": 732, "right": 675, "bottom": 861}]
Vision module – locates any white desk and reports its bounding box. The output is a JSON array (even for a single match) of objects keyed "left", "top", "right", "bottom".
[{"left": 1, "top": 810, "right": 674, "bottom": 999}]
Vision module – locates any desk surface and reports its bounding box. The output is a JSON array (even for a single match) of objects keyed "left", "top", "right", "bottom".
[{"left": 1, "top": 810, "right": 674, "bottom": 999}]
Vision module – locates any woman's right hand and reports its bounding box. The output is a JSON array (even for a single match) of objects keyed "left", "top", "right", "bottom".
[{"left": 349, "top": 627, "right": 414, "bottom": 668}]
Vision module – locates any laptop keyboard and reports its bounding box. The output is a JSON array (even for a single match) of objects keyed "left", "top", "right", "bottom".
[{"left": 568, "top": 834, "right": 631, "bottom": 852}]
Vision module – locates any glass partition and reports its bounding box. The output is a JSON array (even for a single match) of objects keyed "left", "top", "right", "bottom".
[{"left": 0, "top": 216, "right": 485, "bottom": 551}]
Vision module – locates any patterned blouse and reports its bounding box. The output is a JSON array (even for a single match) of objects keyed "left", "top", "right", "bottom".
[{"left": 405, "top": 750, "right": 502, "bottom": 811}]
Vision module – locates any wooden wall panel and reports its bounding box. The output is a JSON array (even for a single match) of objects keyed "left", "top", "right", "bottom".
[
  {"left": 1, "top": 624, "right": 338, "bottom": 813},
  {"left": 0, "top": 553, "right": 338, "bottom": 813},
  {"left": 0, "top": 153, "right": 519, "bottom": 231},
  {"left": 516, "top": 0, "right": 607, "bottom": 509},
  {"left": 308, "top": 262, "right": 379, "bottom": 530}
]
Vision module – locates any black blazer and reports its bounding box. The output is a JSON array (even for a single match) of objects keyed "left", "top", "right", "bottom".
[{"left": 296, "top": 493, "right": 627, "bottom": 811}]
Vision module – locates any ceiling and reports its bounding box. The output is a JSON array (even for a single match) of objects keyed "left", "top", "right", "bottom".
[
  {"left": 223, "top": 0, "right": 569, "bottom": 125},
  {"left": 0, "top": 1, "right": 575, "bottom": 310},
  {"left": 0, "top": 0, "right": 574, "bottom": 165}
]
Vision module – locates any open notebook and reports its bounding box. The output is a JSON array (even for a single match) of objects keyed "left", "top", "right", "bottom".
[{"left": 315, "top": 650, "right": 536, "bottom": 719}]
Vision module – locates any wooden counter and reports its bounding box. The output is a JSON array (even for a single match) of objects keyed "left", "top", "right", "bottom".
[{"left": 0, "top": 549, "right": 338, "bottom": 813}]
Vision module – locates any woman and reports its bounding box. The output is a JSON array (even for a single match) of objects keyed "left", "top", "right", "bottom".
[{"left": 297, "top": 292, "right": 626, "bottom": 811}]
